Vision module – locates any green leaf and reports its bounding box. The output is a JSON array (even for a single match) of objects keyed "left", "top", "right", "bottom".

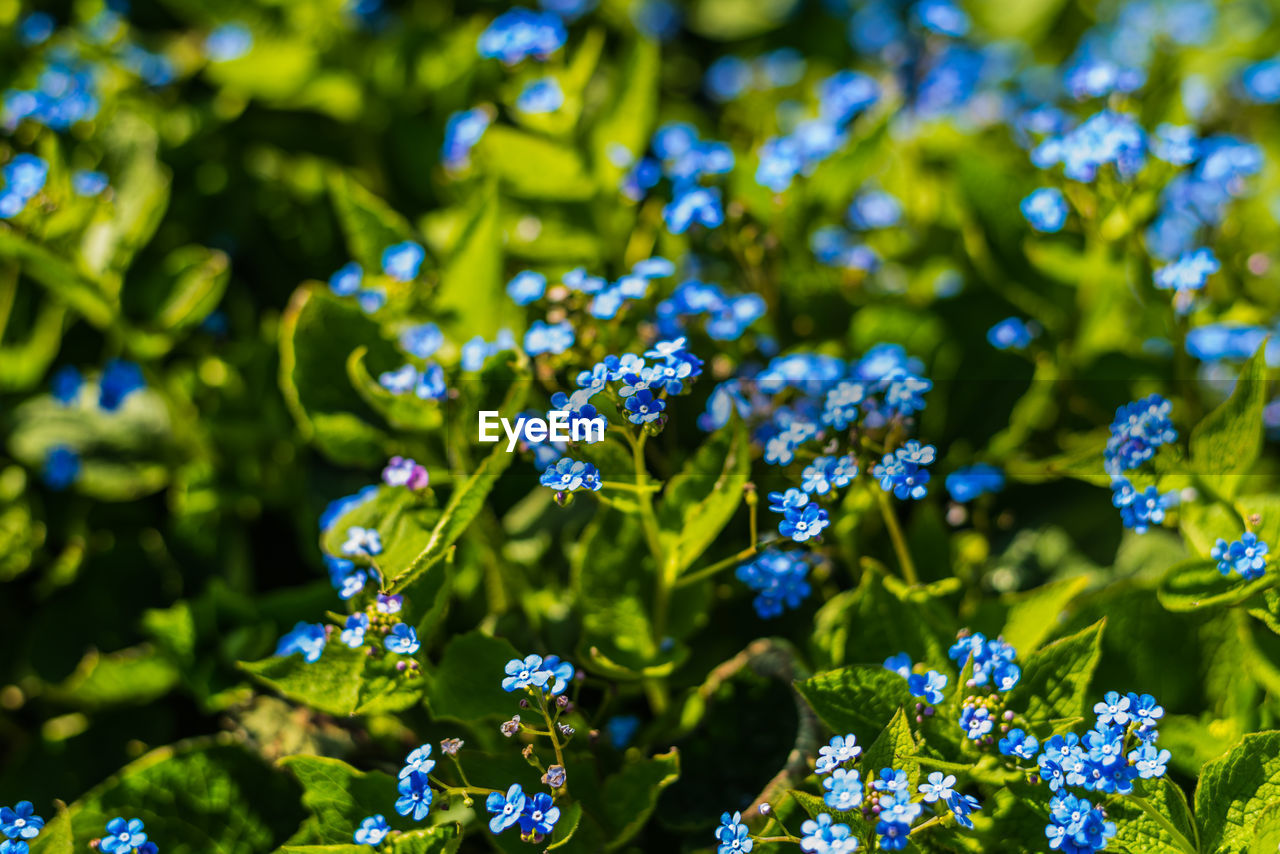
[
  {"left": 1190, "top": 342, "right": 1269, "bottom": 500},
  {"left": 278, "top": 284, "right": 396, "bottom": 465},
  {"left": 661, "top": 414, "right": 750, "bottom": 573},
  {"left": 45, "top": 644, "right": 180, "bottom": 707},
  {"left": 795, "top": 665, "right": 912, "bottom": 741},
  {"left": 27, "top": 802, "right": 72, "bottom": 854},
  {"left": 860, "top": 708, "right": 920, "bottom": 788},
  {"left": 577, "top": 750, "right": 680, "bottom": 851},
  {"left": 590, "top": 39, "right": 659, "bottom": 186},
  {"left": 1001, "top": 576, "right": 1091, "bottom": 655},
  {"left": 687, "top": 0, "right": 800, "bottom": 39},
  {"left": 423, "top": 629, "right": 521, "bottom": 722},
  {"left": 346, "top": 347, "right": 445, "bottom": 433},
  {"left": 279, "top": 755, "right": 404, "bottom": 845},
  {"left": 240, "top": 643, "right": 423, "bottom": 717},
  {"left": 434, "top": 185, "right": 515, "bottom": 339},
  {"left": 1195, "top": 730, "right": 1280, "bottom": 854},
  {"left": 1158, "top": 558, "right": 1279, "bottom": 612},
  {"left": 328, "top": 172, "right": 417, "bottom": 271},
  {"left": 67, "top": 739, "right": 303, "bottom": 854},
  {"left": 1250, "top": 802, "right": 1280, "bottom": 853},
  {"left": 1006, "top": 619, "right": 1104, "bottom": 724},
  {"left": 1107, "top": 778, "right": 1197, "bottom": 854},
  {"left": 152, "top": 245, "right": 231, "bottom": 332},
  {"left": 0, "top": 228, "right": 115, "bottom": 327},
  {"left": 474, "top": 126, "right": 596, "bottom": 201},
  {"left": 387, "top": 377, "right": 528, "bottom": 593}
]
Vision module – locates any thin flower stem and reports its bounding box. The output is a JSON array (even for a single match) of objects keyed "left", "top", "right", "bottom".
[
  {"left": 449, "top": 756, "right": 474, "bottom": 790},
  {"left": 537, "top": 693, "right": 568, "bottom": 790},
  {"left": 908, "top": 815, "right": 944, "bottom": 836},
  {"left": 599, "top": 480, "right": 661, "bottom": 493},
  {"left": 751, "top": 834, "right": 801, "bottom": 844},
  {"left": 876, "top": 489, "right": 920, "bottom": 585}
]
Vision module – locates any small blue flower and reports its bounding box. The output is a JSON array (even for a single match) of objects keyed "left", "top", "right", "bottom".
[
  {"left": 341, "top": 613, "right": 369, "bottom": 648},
  {"left": 385, "top": 624, "right": 420, "bottom": 655},
  {"left": 485, "top": 784, "right": 527, "bottom": 834},
  {"left": 415, "top": 363, "right": 447, "bottom": 400},
  {"left": 1127, "top": 693, "right": 1164, "bottom": 727},
  {"left": 914, "top": 0, "right": 969, "bottom": 36},
  {"left": 356, "top": 288, "right": 386, "bottom": 314},
  {"left": 381, "top": 242, "right": 426, "bottom": 282},
  {"left": 798, "top": 813, "right": 854, "bottom": 854},
  {"left": 1093, "top": 691, "right": 1131, "bottom": 726},
  {"left": 815, "top": 734, "right": 861, "bottom": 774},
  {"left": 987, "top": 317, "right": 1037, "bottom": 350},
  {"left": 945, "top": 464, "right": 1004, "bottom": 503},
  {"left": 735, "top": 550, "right": 811, "bottom": 618},
  {"left": 883, "top": 652, "right": 912, "bottom": 678},
  {"left": 540, "top": 655, "right": 575, "bottom": 695},
  {"left": 100, "top": 818, "right": 147, "bottom": 853},
  {"left": 72, "top": 170, "right": 109, "bottom": 197},
  {"left": 998, "top": 728, "right": 1040, "bottom": 760},
  {"left": 17, "top": 12, "right": 55, "bottom": 46},
  {"left": 339, "top": 570, "right": 368, "bottom": 601},
  {"left": 872, "top": 768, "right": 911, "bottom": 802},
  {"left": 206, "top": 23, "right": 252, "bottom": 61},
  {"left": 822, "top": 381, "right": 866, "bottom": 429},
  {"left": 503, "top": 654, "right": 553, "bottom": 692},
  {"left": 516, "top": 78, "right": 564, "bottom": 114},
  {"left": 329, "top": 262, "right": 363, "bottom": 296},
  {"left": 354, "top": 815, "right": 390, "bottom": 846},
  {"left": 477, "top": 9, "right": 566, "bottom": 65},
  {"left": 872, "top": 455, "right": 930, "bottom": 501},
  {"left": 396, "top": 772, "right": 433, "bottom": 822},
  {"left": 663, "top": 186, "right": 723, "bottom": 234},
  {"left": 715, "top": 811, "right": 753, "bottom": 854},
  {"left": 275, "top": 622, "right": 327, "bottom": 663},
  {"left": 822, "top": 767, "right": 863, "bottom": 811},
  {"left": 379, "top": 364, "right": 418, "bottom": 395},
  {"left": 779, "top": 503, "right": 829, "bottom": 543},
  {"left": 400, "top": 323, "right": 443, "bottom": 358},
  {"left": 907, "top": 670, "right": 947, "bottom": 705},
  {"left": 605, "top": 715, "right": 640, "bottom": 749},
  {"left": 1020, "top": 187, "right": 1068, "bottom": 233},
  {"left": 51, "top": 365, "right": 82, "bottom": 405},
  {"left": 624, "top": 389, "right": 665, "bottom": 424},
  {"left": 517, "top": 792, "right": 561, "bottom": 837},
  {"left": 524, "top": 319, "right": 575, "bottom": 356},
  {"left": 539, "top": 458, "right": 602, "bottom": 492},
  {"left": 442, "top": 108, "right": 491, "bottom": 169},
  {"left": 917, "top": 771, "right": 956, "bottom": 804},
  {"left": 99, "top": 359, "right": 145, "bottom": 411},
  {"left": 1128, "top": 744, "right": 1170, "bottom": 779},
  {"left": 0, "top": 803, "right": 43, "bottom": 842},
  {"left": 1212, "top": 532, "right": 1269, "bottom": 580},
  {"left": 401, "top": 744, "right": 436, "bottom": 779},
  {"left": 1154, "top": 247, "right": 1219, "bottom": 292},
  {"left": 507, "top": 271, "right": 547, "bottom": 305},
  {"left": 944, "top": 792, "right": 980, "bottom": 830},
  {"left": 342, "top": 526, "right": 383, "bottom": 558},
  {"left": 42, "top": 446, "right": 80, "bottom": 491}
]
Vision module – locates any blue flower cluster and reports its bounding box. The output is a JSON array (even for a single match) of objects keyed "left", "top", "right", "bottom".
[
  {"left": 617, "top": 123, "right": 733, "bottom": 234},
  {"left": 735, "top": 549, "right": 812, "bottom": 618},
  {"left": 654, "top": 279, "right": 765, "bottom": 342},
  {"left": 477, "top": 8, "right": 566, "bottom": 65},
  {"left": 0, "top": 154, "right": 48, "bottom": 218},
  {"left": 704, "top": 49, "right": 805, "bottom": 102},
  {"left": 509, "top": 256, "right": 675, "bottom": 322},
  {"left": 1104, "top": 395, "right": 1180, "bottom": 534},
  {"left": 1211, "top": 532, "right": 1270, "bottom": 581},
  {"left": 3, "top": 55, "right": 100, "bottom": 130},
  {"left": 501, "top": 653, "right": 575, "bottom": 695},
  {"left": 329, "top": 241, "right": 426, "bottom": 315}
]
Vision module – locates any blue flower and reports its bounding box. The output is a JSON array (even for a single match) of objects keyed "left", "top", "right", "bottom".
[
  {"left": 1212, "top": 532, "right": 1269, "bottom": 580},
  {"left": 396, "top": 771, "right": 433, "bottom": 822},
  {"left": 442, "top": 108, "right": 491, "bottom": 169},
  {"left": 206, "top": 23, "right": 253, "bottom": 62},
  {"left": 503, "top": 654, "right": 553, "bottom": 692},
  {"left": 907, "top": 670, "right": 947, "bottom": 704},
  {"left": 948, "top": 632, "right": 1020, "bottom": 690},
  {"left": 944, "top": 792, "right": 980, "bottom": 830},
  {"left": 822, "top": 381, "right": 866, "bottom": 430},
  {"left": 624, "top": 389, "right": 665, "bottom": 424},
  {"left": 42, "top": 446, "right": 80, "bottom": 491},
  {"left": 329, "top": 262, "right": 363, "bottom": 296},
  {"left": 524, "top": 320, "right": 575, "bottom": 356},
  {"left": 872, "top": 455, "right": 930, "bottom": 500},
  {"left": 1127, "top": 692, "right": 1164, "bottom": 727},
  {"left": 275, "top": 622, "right": 327, "bottom": 663},
  {"left": 778, "top": 503, "right": 829, "bottom": 543},
  {"left": 1128, "top": 744, "right": 1170, "bottom": 779},
  {"left": 485, "top": 784, "right": 527, "bottom": 834},
  {"left": 516, "top": 78, "right": 564, "bottom": 114},
  {"left": 1242, "top": 57, "right": 1280, "bottom": 103},
  {"left": 945, "top": 464, "right": 1004, "bottom": 503},
  {"left": 517, "top": 792, "right": 560, "bottom": 837},
  {"left": 880, "top": 368, "right": 931, "bottom": 416},
  {"left": 735, "top": 550, "right": 811, "bottom": 618},
  {"left": 342, "top": 526, "right": 383, "bottom": 558},
  {"left": 385, "top": 624, "right": 420, "bottom": 655},
  {"left": 1153, "top": 124, "right": 1199, "bottom": 165},
  {"left": 822, "top": 767, "right": 863, "bottom": 811},
  {"left": 815, "top": 734, "right": 861, "bottom": 774},
  {"left": 799, "top": 813, "right": 855, "bottom": 854},
  {"left": 1154, "top": 247, "right": 1218, "bottom": 292},
  {"left": 847, "top": 189, "right": 902, "bottom": 229},
  {"left": 998, "top": 728, "right": 1039, "bottom": 760},
  {"left": 477, "top": 9, "right": 566, "bottom": 64},
  {"left": 379, "top": 364, "right": 418, "bottom": 395},
  {"left": 914, "top": 0, "right": 969, "bottom": 35},
  {"left": 1046, "top": 792, "right": 1115, "bottom": 854},
  {"left": 988, "top": 317, "right": 1037, "bottom": 350},
  {"left": 541, "top": 655, "right": 575, "bottom": 695},
  {"left": 605, "top": 715, "right": 640, "bottom": 749},
  {"left": 401, "top": 744, "right": 436, "bottom": 779},
  {"left": 883, "top": 652, "right": 912, "bottom": 678},
  {"left": 99, "top": 359, "right": 145, "bottom": 410},
  {"left": 0, "top": 803, "right": 42, "bottom": 841},
  {"left": 539, "top": 458, "right": 601, "bottom": 492},
  {"left": 339, "top": 570, "right": 368, "bottom": 600},
  {"left": 382, "top": 242, "right": 425, "bottom": 281},
  {"left": 1032, "top": 110, "right": 1146, "bottom": 182},
  {"left": 959, "top": 705, "right": 993, "bottom": 740},
  {"left": 356, "top": 288, "right": 386, "bottom": 314},
  {"left": 354, "top": 815, "right": 390, "bottom": 846},
  {"left": 663, "top": 186, "right": 723, "bottom": 234},
  {"left": 400, "top": 322, "right": 444, "bottom": 358},
  {"left": 100, "top": 818, "right": 147, "bottom": 853},
  {"left": 72, "top": 170, "right": 109, "bottom": 197},
  {"left": 917, "top": 771, "right": 955, "bottom": 804},
  {"left": 1117, "top": 485, "right": 1177, "bottom": 533},
  {"left": 341, "top": 613, "right": 368, "bottom": 648},
  {"left": 51, "top": 365, "right": 82, "bottom": 405},
  {"left": 415, "top": 363, "right": 447, "bottom": 400},
  {"left": 507, "top": 271, "right": 547, "bottom": 305},
  {"left": 715, "top": 811, "right": 753, "bottom": 854},
  {"left": 1105, "top": 395, "right": 1176, "bottom": 475},
  {"left": 17, "top": 12, "right": 54, "bottom": 46}
]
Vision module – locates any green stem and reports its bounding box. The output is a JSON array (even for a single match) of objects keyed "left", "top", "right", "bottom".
[
  {"left": 675, "top": 537, "right": 779, "bottom": 589},
  {"left": 537, "top": 693, "right": 568, "bottom": 792},
  {"left": 876, "top": 489, "right": 919, "bottom": 585},
  {"left": 909, "top": 815, "right": 944, "bottom": 836},
  {"left": 1127, "top": 796, "right": 1197, "bottom": 854}
]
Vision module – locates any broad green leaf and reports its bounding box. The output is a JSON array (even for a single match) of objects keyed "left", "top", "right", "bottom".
[
  {"left": 27, "top": 802, "right": 72, "bottom": 854},
  {"left": 1006, "top": 619, "right": 1104, "bottom": 724},
  {"left": 1158, "top": 558, "right": 1279, "bottom": 612},
  {"left": 46, "top": 644, "right": 180, "bottom": 707},
  {"left": 795, "top": 665, "right": 912, "bottom": 741},
  {"left": 1190, "top": 342, "right": 1269, "bottom": 500},
  {"left": 474, "top": 126, "right": 596, "bottom": 201},
  {"left": 687, "top": 0, "right": 800, "bottom": 38},
  {"left": 1250, "top": 802, "right": 1280, "bottom": 853},
  {"left": 1001, "top": 576, "right": 1091, "bottom": 655},
  {"left": 810, "top": 566, "right": 953, "bottom": 670},
  {"left": 240, "top": 643, "right": 423, "bottom": 717},
  {"left": 860, "top": 708, "right": 920, "bottom": 787},
  {"left": 346, "top": 347, "right": 445, "bottom": 433},
  {"left": 423, "top": 629, "right": 520, "bottom": 722},
  {"left": 387, "top": 376, "right": 528, "bottom": 592},
  {"left": 0, "top": 228, "right": 115, "bottom": 326},
  {"left": 320, "top": 485, "right": 441, "bottom": 587},
  {"left": 434, "top": 185, "right": 515, "bottom": 339},
  {"left": 576, "top": 750, "right": 679, "bottom": 851},
  {"left": 328, "top": 172, "right": 417, "bottom": 271},
  {"left": 278, "top": 284, "right": 396, "bottom": 465},
  {"left": 67, "top": 739, "right": 303, "bottom": 854},
  {"left": 0, "top": 301, "right": 69, "bottom": 392},
  {"left": 1195, "top": 730, "right": 1280, "bottom": 853},
  {"left": 661, "top": 414, "right": 750, "bottom": 574},
  {"left": 1107, "top": 777, "right": 1197, "bottom": 854},
  {"left": 152, "top": 245, "right": 231, "bottom": 332},
  {"left": 279, "top": 755, "right": 403, "bottom": 845}
]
